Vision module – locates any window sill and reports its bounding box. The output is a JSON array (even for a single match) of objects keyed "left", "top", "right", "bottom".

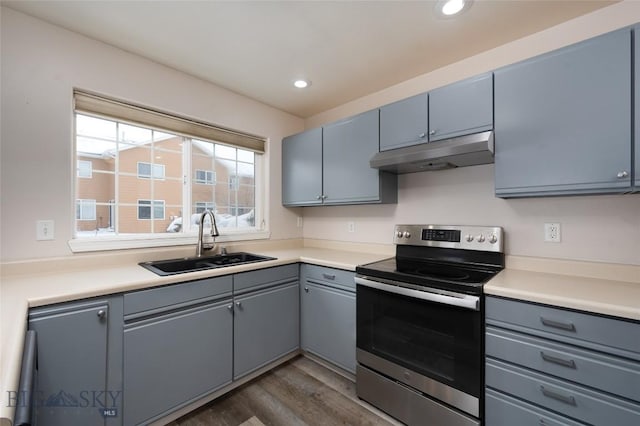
[{"left": 68, "top": 230, "right": 271, "bottom": 253}]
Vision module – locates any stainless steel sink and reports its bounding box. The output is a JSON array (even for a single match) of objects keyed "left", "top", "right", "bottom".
[{"left": 139, "top": 252, "right": 276, "bottom": 276}]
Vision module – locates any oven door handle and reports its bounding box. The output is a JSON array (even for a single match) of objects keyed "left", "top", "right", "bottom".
[{"left": 355, "top": 276, "right": 480, "bottom": 311}]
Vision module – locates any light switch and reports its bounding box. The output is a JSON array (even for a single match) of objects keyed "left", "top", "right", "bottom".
[{"left": 36, "top": 220, "right": 55, "bottom": 241}]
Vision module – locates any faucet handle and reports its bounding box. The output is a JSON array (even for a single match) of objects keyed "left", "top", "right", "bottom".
[{"left": 220, "top": 246, "right": 228, "bottom": 255}]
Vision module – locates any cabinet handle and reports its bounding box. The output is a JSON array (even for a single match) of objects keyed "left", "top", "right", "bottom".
[
  {"left": 540, "top": 385, "right": 576, "bottom": 406},
  {"left": 418, "top": 132, "right": 426, "bottom": 138},
  {"left": 321, "top": 195, "right": 327, "bottom": 200},
  {"left": 96, "top": 310, "right": 107, "bottom": 319},
  {"left": 227, "top": 304, "right": 233, "bottom": 311},
  {"left": 540, "top": 351, "right": 576, "bottom": 369},
  {"left": 316, "top": 195, "right": 322, "bottom": 200},
  {"left": 235, "top": 301, "right": 242, "bottom": 308},
  {"left": 540, "top": 317, "right": 576, "bottom": 332},
  {"left": 617, "top": 170, "right": 629, "bottom": 179},
  {"left": 322, "top": 273, "right": 336, "bottom": 281},
  {"left": 304, "top": 287, "right": 309, "bottom": 293},
  {"left": 429, "top": 129, "right": 436, "bottom": 135}
]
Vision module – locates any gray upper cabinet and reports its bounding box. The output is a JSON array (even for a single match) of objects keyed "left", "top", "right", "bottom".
[
  {"left": 282, "top": 110, "right": 397, "bottom": 206},
  {"left": 494, "top": 28, "right": 632, "bottom": 197},
  {"left": 322, "top": 109, "right": 396, "bottom": 204},
  {"left": 379, "top": 93, "right": 429, "bottom": 151},
  {"left": 635, "top": 25, "right": 639, "bottom": 191},
  {"left": 282, "top": 127, "right": 323, "bottom": 206},
  {"left": 29, "top": 297, "right": 123, "bottom": 426},
  {"left": 428, "top": 72, "right": 493, "bottom": 142}
]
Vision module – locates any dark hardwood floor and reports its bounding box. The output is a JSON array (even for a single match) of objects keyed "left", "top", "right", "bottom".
[{"left": 170, "top": 356, "right": 401, "bottom": 426}]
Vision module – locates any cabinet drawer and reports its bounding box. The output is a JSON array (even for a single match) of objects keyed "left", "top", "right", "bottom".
[
  {"left": 486, "top": 359, "right": 640, "bottom": 426},
  {"left": 486, "top": 297, "right": 640, "bottom": 358},
  {"left": 301, "top": 264, "right": 355, "bottom": 291},
  {"left": 233, "top": 264, "right": 298, "bottom": 294},
  {"left": 487, "top": 326, "right": 640, "bottom": 402},
  {"left": 486, "top": 389, "right": 585, "bottom": 426},
  {"left": 124, "top": 275, "right": 232, "bottom": 317}
]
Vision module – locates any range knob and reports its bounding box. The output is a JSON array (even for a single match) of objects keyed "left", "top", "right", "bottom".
[
  {"left": 476, "top": 234, "right": 486, "bottom": 243},
  {"left": 489, "top": 234, "right": 498, "bottom": 244},
  {"left": 403, "top": 231, "right": 411, "bottom": 239},
  {"left": 396, "top": 231, "right": 403, "bottom": 238},
  {"left": 465, "top": 234, "right": 474, "bottom": 242}
]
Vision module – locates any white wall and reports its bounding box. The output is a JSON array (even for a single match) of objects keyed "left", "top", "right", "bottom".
[
  {"left": 0, "top": 7, "right": 305, "bottom": 261},
  {"left": 302, "top": 1, "right": 640, "bottom": 266}
]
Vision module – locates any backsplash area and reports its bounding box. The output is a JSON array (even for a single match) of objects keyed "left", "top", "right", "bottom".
[{"left": 302, "top": 164, "right": 640, "bottom": 266}]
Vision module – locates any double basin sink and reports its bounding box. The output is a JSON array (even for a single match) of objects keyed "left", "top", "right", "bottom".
[{"left": 139, "top": 252, "right": 276, "bottom": 276}]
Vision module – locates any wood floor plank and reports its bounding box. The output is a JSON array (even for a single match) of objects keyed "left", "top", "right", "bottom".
[{"left": 174, "top": 357, "right": 396, "bottom": 426}]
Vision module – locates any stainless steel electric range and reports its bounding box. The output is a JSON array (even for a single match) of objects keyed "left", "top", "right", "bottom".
[{"left": 355, "top": 224, "right": 505, "bottom": 426}]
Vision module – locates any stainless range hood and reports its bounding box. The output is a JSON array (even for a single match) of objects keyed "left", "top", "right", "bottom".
[{"left": 370, "top": 131, "right": 494, "bottom": 174}]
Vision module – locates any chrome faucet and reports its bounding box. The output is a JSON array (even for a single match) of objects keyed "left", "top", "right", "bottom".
[{"left": 196, "top": 210, "right": 220, "bottom": 257}]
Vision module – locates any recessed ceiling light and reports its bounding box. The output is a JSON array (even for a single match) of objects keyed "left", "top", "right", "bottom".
[
  {"left": 294, "top": 80, "right": 310, "bottom": 89},
  {"left": 436, "top": 0, "right": 472, "bottom": 17}
]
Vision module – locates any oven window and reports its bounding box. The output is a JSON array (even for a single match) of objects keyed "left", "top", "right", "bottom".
[{"left": 356, "top": 285, "right": 482, "bottom": 397}]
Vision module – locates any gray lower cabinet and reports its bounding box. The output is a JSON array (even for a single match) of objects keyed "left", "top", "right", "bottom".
[
  {"left": 428, "top": 72, "right": 493, "bottom": 142},
  {"left": 123, "top": 276, "right": 234, "bottom": 425},
  {"left": 300, "top": 264, "right": 356, "bottom": 373},
  {"left": 379, "top": 93, "right": 429, "bottom": 151},
  {"left": 485, "top": 296, "right": 640, "bottom": 426},
  {"left": 282, "top": 127, "right": 323, "bottom": 206},
  {"left": 233, "top": 265, "right": 300, "bottom": 380},
  {"left": 494, "top": 28, "right": 632, "bottom": 197},
  {"left": 28, "top": 297, "right": 123, "bottom": 426}
]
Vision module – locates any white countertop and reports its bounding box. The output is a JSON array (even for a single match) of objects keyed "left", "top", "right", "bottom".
[{"left": 1, "top": 241, "right": 638, "bottom": 425}]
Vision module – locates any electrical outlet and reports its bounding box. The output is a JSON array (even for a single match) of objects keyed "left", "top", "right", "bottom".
[
  {"left": 297, "top": 217, "right": 303, "bottom": 228},
  {"left": 544, "top": 223, "right": 561, "bottom": 243},
  {"left": 37, "top": 220, "right": 55, "bottom": 241},
  {"left": 347, "top": 221, "right": 356, "bottom": 233}
]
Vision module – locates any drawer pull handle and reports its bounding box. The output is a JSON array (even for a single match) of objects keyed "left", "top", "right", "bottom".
[
  {"left": 540, "top": 385, "right": 576, "bottom": 406},
  {"left": 540, "top": 317, "right": 576, "bottom": 332},
  {"left": 322, "top": 273, "right": 336, "bottom": 280},
  {"left": 540, "top": 351, "right": 576, "bottom": 369}
]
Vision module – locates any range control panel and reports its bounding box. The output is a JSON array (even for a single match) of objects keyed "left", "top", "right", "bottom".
[{"left": 394, "top": 225, "right": 504, "bottom": 252}]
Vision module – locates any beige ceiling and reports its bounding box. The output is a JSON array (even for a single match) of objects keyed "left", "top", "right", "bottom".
[{"left": 2, "top": 0, "right": 616, "bottom": 118}]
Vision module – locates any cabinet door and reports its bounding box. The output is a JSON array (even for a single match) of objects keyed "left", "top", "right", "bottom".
[
  {"left": 301, "top": 282, "right": 356, "bottom": 373},
  {"left": 429, "top": 72, "right": 493, "bottom": 142},
  {"left": 282, "top": 128, "right": 323, "bottom": 206},
  {"left": 322, "top": 109, "right": 381, "bottom": 204},
  {"left": 379, "top": 93, "right": 429, "bottom": 151},
  {"left": 123, "top": 300, "right": 233, "bottom": 425},
  {"left": 233, "top": 282, "right": 299, "bottom": 379},
  {"left": 29, "top": 301, "right": 109, "bottom": 426},
  {"left": 494, "top": 29, "right": 632, "bottom": 197}
]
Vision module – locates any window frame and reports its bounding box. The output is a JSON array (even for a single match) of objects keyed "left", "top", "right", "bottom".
[
  {"left": 77, "top": 160, "right": 93, "bottom": 178},
  {"left": 194, "top": 169, "right": 216, "bottom": 185},
  {"left": 69, "top": 100, "right": 269, "bottom": 253}
]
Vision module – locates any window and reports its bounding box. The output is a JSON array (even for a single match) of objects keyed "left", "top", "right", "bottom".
[
  {"left": 195, "top": 169, "right": 216, "bottom": 185},
  {"left": 137, "top": 162, "right": 165, "bottom": 179},
  {"left": 138, "top": 200, "right": 165, "bottom": 220},
  {"left": 72, "top": 90, "right": 266, "bottom": 250},
  {"left": 77, "top": 160, "right": 92, "bottom": 178},
  {"left": 76, "top": 199, "right": 96, "bottom": 220},
  {"left": 194, "top": 202, "right": 216, "bottom": 214}
]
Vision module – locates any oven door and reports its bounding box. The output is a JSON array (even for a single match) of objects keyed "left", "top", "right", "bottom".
[{"left": 356, "top": 276, "right": 482, "bottom": 416}]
